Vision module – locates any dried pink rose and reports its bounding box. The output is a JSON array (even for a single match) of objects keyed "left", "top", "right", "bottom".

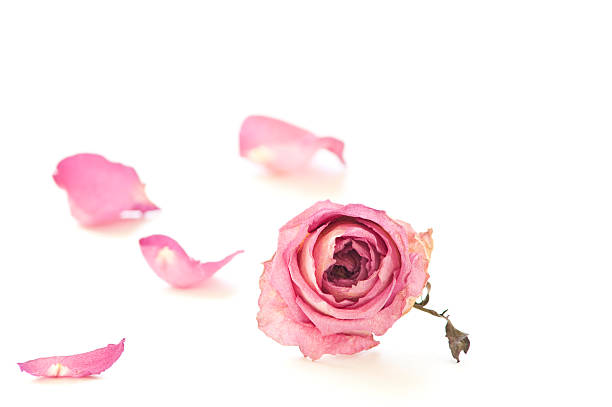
[
  {"left": 139, "top": 234, "right": 243, "bottom": 288},
  {"left": 257, "top": 201, "right": 433, "bottom": 360},
  {"left": 239, "top": 115, "right": 345, "bottom": 172},
  {"left": 18, "top": 339, "right": 125, "bottom": 377},
  {"left": 53, "top": 153, "right": 158, "bottom": 226}
]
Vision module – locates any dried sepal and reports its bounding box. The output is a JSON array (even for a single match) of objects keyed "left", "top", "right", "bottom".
[
  {"left": 445, "top": 319, "right": 470, "bottom": 363},
  {"left": 414, "top": 282, "right": 469, "bottom": 363}
]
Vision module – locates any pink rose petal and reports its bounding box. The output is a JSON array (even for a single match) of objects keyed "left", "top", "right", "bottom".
[
  {"left": 139, "top": 234, "right": 243, "bottom": 288},
  {"left": 53, "top": 153, "right": 158, "bottom": 226},
  {"left": 239, "top": 115, "right": 345, "bottom": 172},
  {"left": 296, "top": 254, "right": 423, "bottom": 336},
  {"left": 18, "top": 339, "right": 125, "bottom": 377},
  {"left": 257, "top": 260, "right": 379, "bottom": 360}
]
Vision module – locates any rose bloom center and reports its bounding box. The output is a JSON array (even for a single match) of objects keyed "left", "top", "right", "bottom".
[{"left": 323, "top": 241, "right": 369, "bottom": 289}]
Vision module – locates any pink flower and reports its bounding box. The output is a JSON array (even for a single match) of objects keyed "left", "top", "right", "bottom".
[
  {"left": 53, "top": 153, "right": 158, "bottom": 226},
  {"left": 18, "top": 339, "right": 125, "bottom": 377},
  {"left": 257, "top": 201, "right": 433, "bottom": 360},
  {"left": 239, "top": 116, "right": 345, "bottom": 173}
]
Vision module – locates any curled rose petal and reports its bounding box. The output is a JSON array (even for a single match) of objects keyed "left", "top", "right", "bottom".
[
  {"left": 139, "top": 234, "right": 243, "bottom": 288},
  {"left": 18, "top": 339, "right": 125, "bottom": 377},
  {"left": 257, "top": 201, "right": 432, "bottom": 359},
  {"left": 239, "top": 115, "right": 345, "bottom": 172},
  {"left": 53, "top": 153, "right": 159, "bottom": 226}
]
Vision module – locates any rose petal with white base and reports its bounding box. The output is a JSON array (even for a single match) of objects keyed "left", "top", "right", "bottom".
[
  {"left": 139, "top": 234, "right": 243, "bottom": 288},
  {"left": 18, "top": 339, "right": 125, "bottom": 377},
  {"left": 239, "top": 116, "right": 345, "bottom": 173},
  {"left": 53, "top": 154, "right": 158, "bottom": 226}
]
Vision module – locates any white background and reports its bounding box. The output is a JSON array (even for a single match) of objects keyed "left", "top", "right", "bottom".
[{"left": 0, "top": 1, "right": 610, "bottom": 405}]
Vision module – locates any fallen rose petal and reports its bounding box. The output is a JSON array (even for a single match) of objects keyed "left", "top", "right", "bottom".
[
  {"left": 139, "top": 234, "right": 243, "bottom": 288},
  {"left": 18, "top": 339, "right": 125, "bottom": 377},
  {"left": 239, "top": 115, "right": 345, "bottom": 172},
  {"left": 53, "top": 153, "right": 159, "bottom": 226}
]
